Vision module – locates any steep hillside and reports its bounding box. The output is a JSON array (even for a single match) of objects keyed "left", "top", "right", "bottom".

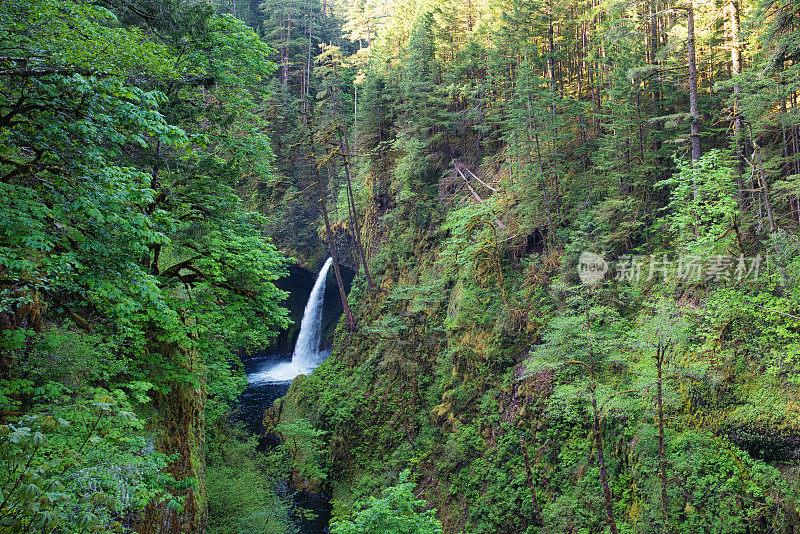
[
  {"left": 271, "top": 154, "right": 800, "bottom": 532},
  {"left": 258, "top": 0, "right": 800, "bottom": 528}
]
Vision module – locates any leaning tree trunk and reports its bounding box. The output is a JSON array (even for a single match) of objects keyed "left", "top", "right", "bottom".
[
  {"left": 326, "top": 61, "right": 375, "bottom": 290},
  {"left": 337, "top": 131, "right": 375, "bottom": 290},
  {"left": 135, "top": 341, "right": 207, "bottom": 534},
  {"left": 316, "top": 175, "right": 357, "bottom": 330},
  {"left": 303, "top": 109, "right": 357, "bottom": 330}
]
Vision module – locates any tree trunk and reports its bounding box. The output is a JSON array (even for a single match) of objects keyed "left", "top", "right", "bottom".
[
  {"left": 589, "top": 60, "right": 601, "bottom": 138},
  {"left": 304, "top": 110, "right": 357, "bottom": 330},
  {"left": 282, "top": 10, "right": 290, "bottom": 104},
  {"left": 587, "top": 307, "right": 619, "bottom": 534},
  {"left": 656, "top": 345, "right": 670, "bottom": 530},
  {"left": 591, "top": 390, "right": 619, "bottom": 534},
  {"left": 353, "top": 82, "right": 357, "bottom": 150},
  {"left": 751, "top": 131, "right": 789, "bottom": 286},
  {"left": 728, "top": 0, "right": 746, "bottom": 213},
  {"left": 687, "top": 4, "right": 701, "bottom": 168},
  {"left": 135, "top": 342, "right": 206, "bottom": 534},
  {"left": 327, "top": 66, "right": 375, "bottom": 290},
  {"left": 793, "top": 95, "right": 800, "bottom": 176},
  {"left": 520, "top": 434, "right": 543, "bottom": 526},
  {"left": 753, "top": 137, "right": 776, "bottom": 233},
  {"left": 305, "top": 7, "right": 312, "bottom": 115},
  {"left": 338, "top": 134, "right": 375, "bottom": 290},
  {"left": 317, "top": 177, "right": 356, "bottom": 330},
  {"left": 650, "top": 3, "right": 661, "bottom": 112},
  {"left": 547, "top": 8, "right": 555, "bottom": 95},
  {"left": 533, "top": 128, "right": 554, "bottom": 240}
]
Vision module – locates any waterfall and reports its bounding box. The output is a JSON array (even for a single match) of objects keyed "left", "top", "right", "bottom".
[
  {"left": 291, "top": 257, "right": 333, "bottom": 370},
  {"left": 249, "top": 258, "right": 333, "bottom": 383}
]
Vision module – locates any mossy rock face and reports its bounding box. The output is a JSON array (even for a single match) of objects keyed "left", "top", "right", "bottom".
[
  {"left": 727, "top": 426, "right": 800, "bottom": 462},
  {"left": 324, "top": 223, "right": 359, "bottom": 271},
  {"left": 265, "top": 374, "right": 325, "bottom": 493},
  {"left": 262, "top": 374, "right": 311, "bottom": 433},
  {"left": 282, "top": 375, "right": 309, "bottom": 421},
  {"left": 432, "top": 400, "right": 455, "bottom": 426},
  {"left": 293, "top": 473, "right": 323, "bottom": 493},
  {"left": 135, "top": 346, "right": 207, "bottom": 534},
  {"left": 262, "top": 399, "right": 282, "bottom": 433}
]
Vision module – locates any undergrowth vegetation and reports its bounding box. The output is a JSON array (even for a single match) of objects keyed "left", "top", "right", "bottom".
[{"left": 205, "top": 425, "right": 293, "bottom": 534}]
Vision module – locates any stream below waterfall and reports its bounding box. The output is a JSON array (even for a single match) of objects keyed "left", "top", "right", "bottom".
[
  {"left": 237, "top": 352, "right": 333, "bottom": 533},
  {"left": 233, "top": 258, "right": 351, "bottom": 534}
]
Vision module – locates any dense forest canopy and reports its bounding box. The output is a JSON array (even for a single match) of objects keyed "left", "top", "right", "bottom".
[
  {"left": 0, "top": 1, "right": 290, "bottom": 532},
  {"left": 3, "top": 0, "right": 800, "bottom": 532}
]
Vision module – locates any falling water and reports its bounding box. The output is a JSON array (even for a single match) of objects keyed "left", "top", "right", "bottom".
[{"left": 249, "top": 258, "right": 333, "bottom": 383}]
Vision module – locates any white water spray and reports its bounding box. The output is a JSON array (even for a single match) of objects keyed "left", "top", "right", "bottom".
[{"left": 249, "top": 258, "right": 333, "bottom": 383}]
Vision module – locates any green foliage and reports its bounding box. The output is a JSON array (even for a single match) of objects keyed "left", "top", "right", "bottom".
[
  {"left": 0, "top": 0, "right": 175, "bottom": 78},
  {"left": 259, "top": 0, "right": 800, "bottom": 522},
  {"left": 657, "top": 151, "right": 741, "bottom": 257},
  {"left": 661, "top": 432, "right": 787, "bottom": 534},
  {"left": 206, "top": 426, "right": 294, "bottom": 534},
  {"left": 276, "top": 418, "right": 329, "bottom": 482},
  {"left": 330, "top": 470, "right": 443, "bottom": 534},
  {"left": 0, "top": 328, "right": 171, "bottom": 532},
  {"left": 1, "top": 1, "right": 291, "bottom": 532},
  {"left": 0, "top": 397, "right": 169, "bottom": 532},
  {"left": 9, "top": 0, "right": 800, "bottom": 532}
]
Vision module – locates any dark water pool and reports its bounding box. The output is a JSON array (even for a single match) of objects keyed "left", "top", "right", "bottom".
[
  {"left": 237, "top": 352, "right": 293, "bottom": 434},
  {"left": 236, "top": 352, "right": 332, "bottom": 534}
]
